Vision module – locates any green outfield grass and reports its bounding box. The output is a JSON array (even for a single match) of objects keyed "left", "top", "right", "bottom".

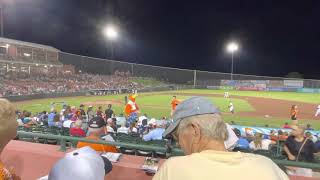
[
  {"left": 16, "top": 94, "right": 254, "bottom": 117},
  {"left": 171, "top": 89, "right": 320, "bottom": 104},
  {"left": 15, "top": 89, "right": 320, "bottom": 129}
]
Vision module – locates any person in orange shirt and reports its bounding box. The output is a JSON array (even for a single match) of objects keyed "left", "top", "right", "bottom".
[
  {"left": 290, "top": 105, "right": 298, "bottom": 125},
  {"left": 171, "top": 96, "right": 180, "bottom": 117},
  {"left": 77, "top": 116, "right": 118, "bottom": 153}
]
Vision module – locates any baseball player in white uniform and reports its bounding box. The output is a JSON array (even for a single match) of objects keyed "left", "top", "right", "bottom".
[
  {"left": 229, "top": 101, "right": 234, "bottom": 114},
  {"left": 224, "top": 91, "right": 230, "bottom": 98},
  {"left": 315, "top": 105, "right": 320, "bottom": 117}
]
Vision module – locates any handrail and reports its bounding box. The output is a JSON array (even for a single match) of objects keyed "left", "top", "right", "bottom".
[
  {"left": 273, "top": 159, "right": 320, "bottom": 169},
  {"left": 17, "top": 131, "right": 183, "bottom": 154},
  {"left": 17, "top": 131, "right": 320, "bottom": 169}
]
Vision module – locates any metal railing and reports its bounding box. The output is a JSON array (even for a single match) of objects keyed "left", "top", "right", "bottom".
[
  {"left": 17, "top": 131, "right": 183, "bottom": 155},
  {"left": 17, "top": 131, "right": 320, "bottom": 170}
]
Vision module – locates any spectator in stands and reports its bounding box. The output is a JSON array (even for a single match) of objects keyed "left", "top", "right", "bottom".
[
  {"left": 70, "top": 120, "right": 86, "bottom": 137},
  {"left": 47, "top": 147, "right": 112, "bottom": 180},
  {"left": 96, "top": 106, "right": 103, "bottom": 117},
  {"left": 79, "top": 104, "right": 86, "bottom": 117},
  {"left": 143, "top": 121, "right": 165, "bottom": 141},
  {"left": 65, "top": 106, "right": 73, "bottom": 120},
  {"left": 269, "top": 130, "right": 278, "bottom": 142},
  {"left": 129, "top": 122, "right": 138, "bottom": 134},
  {"left": 138, "top": 119, "right": 149, "bottom": 136},
  {"left": 277, "top": 130, "right": 288, "bottom": 141},
  {"left": 305, "top": 132, "right": 317, "bottom": 143},
  {"left": 117, "top": 122, "right": 129, "bottom": 134},
  {"left": 153, "top": 97, "right": 288, "bottom": 180},
  {"left": 77, "top": 116, "right": 117, "bottom": 152},
  {"left": 315, "top": 136, "right": 320, "bottom": 152},
  {"left": 284, "top": 125, "right": 317, "bottom": 162},
  {"left": 233, "top": 128, "right": 250, "bottom": 150},
  {"left": 105, "top": 104, "right": 114, "bottom": 120},
  {"left": 249, "top": 132, "right": 274, "bottom": 150},
  {"left": 87, "top": 105, "right": 94, "bottom": 120},
  {"left": 22, "top": 111, "right": 35, "bottom": 127},
  {"left": 48, "top": 109, "right": 56, "bottom": 127},
  {"left": 39, "top": 111, "right": 48, "bottom": 125},
  {"left": 282, "top": 122, "right": 291, "bottom": 129},
  {"left": 106, "top": 118, "right": 115, "bottom": 133},
  {"left": 0, "top": 99, "right": 20, "bottom": 180},
  {"left": 306, "top": 124, "right": 314, "bottom": 131},
  {"left": 52, "top": 114, "right": 62, "bottom": 128}
]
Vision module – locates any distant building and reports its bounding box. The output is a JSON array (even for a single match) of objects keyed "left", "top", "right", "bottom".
[{"left": 0, "top": 37, "right": 74, "bottom": 74}]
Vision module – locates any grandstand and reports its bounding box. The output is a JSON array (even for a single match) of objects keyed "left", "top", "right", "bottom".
[{"left": 1, "top": 38, "right": 320, "bottom": 180}]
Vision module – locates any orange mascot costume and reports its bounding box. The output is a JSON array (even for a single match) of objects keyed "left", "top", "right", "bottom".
[{"left": 125, "top": 94, "right": 139, "bottom": 126}]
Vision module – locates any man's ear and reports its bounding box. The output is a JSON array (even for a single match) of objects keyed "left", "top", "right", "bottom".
[{"left": 191, "top": 122, "right": 201, "bottom": 143}]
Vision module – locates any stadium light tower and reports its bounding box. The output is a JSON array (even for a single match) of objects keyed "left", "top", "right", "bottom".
[
  {"left": 0, "top": 4, "right": 3, "bottom": 37},
  {"left": 103, "top": 25, "right": 118, "bottom": 59},
  {"left": 226, "top": 42, "right": 239, "bottom": 80}
]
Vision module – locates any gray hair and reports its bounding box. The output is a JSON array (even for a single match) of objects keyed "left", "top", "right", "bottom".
[
  {"left": 0, "top": 99, "right": 17, "bottom": 137},
  {"left": 177, "top": 114, "right": 228, "bottom": 142}
]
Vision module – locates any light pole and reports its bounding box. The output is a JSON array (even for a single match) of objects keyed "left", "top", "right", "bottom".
[
  {"left": 103, "top": 25, "right": 118, "bottom": 59},
  {"left": 0, "top": 4, "right": 4, "bottom": 37},
  {"left": 227, "top": 42, "right": 238, "bottom": 80}
]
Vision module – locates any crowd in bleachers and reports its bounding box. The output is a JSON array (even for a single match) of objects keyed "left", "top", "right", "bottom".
[
  {"left": 3, "top": 97, "right": 320, "bottom": 179},
  {"left": 0, "top": 70, "right": 140, "bottom": 96},
  {"left": 16, "top": 103, "right": 169, "bottom": 156},
  {"left": 15, "top": 103, "right": 320, "bottom": 163}
]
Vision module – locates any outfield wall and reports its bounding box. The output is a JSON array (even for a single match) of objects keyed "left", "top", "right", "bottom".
[
  {"left": 204, "top": 80, "right": 320, "bottom": 93},
  {"left": 4, "top": 85, "right": 189, "bottom": 102}
]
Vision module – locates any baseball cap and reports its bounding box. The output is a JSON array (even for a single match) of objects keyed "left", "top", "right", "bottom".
[
  {"left": 88, "top": 116, "right": 106, "bottom": 128},
  {"left": 163, "top": 96, "right": 220, "bottom": 138},
  {"left": 48, "top": 147, "right": 112, "bottom": 180}
]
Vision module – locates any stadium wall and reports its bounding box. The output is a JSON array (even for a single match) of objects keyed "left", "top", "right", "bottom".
[
  {"left": 202, "top": 79, "right": 320, "bottom": 93},
  {"left": 4, "top": 85, "right": 188, "bottom": 102}
]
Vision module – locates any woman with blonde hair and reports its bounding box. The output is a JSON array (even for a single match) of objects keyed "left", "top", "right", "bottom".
[
  {"left": 0, "top": 98, "right": 20, "bottom": 179},
  {"left": 249, "top": 132, "right": 274, "bottom": 150}
]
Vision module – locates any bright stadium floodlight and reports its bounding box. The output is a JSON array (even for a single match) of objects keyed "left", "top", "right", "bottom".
[
  {"left": 226, "top": 42, "right": 239, "bottom": 80},
  {"left": 103, "top": 25, "right": 119, "bottom": 59},
  {"left": 103, "top": 25, "right": 118, "bottom": 40},
  {"left": 227, "top": 42, "right": 238, "bottom": 53}
]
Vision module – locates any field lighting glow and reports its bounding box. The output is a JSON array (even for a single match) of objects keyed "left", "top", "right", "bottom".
[
  {"left": 227, "top": 42, "right": 239, "bottom": 53},
  {"left": 103, "top": 25, "right": 118, "bottom": 40}
]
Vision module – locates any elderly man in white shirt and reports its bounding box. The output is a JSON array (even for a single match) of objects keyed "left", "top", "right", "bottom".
[{"left": 153, "top": 97, "right": 288, "bottom": 180}]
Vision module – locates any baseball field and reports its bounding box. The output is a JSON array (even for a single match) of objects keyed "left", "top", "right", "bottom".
[{"left": 15, "top": 89, "right": 320, "bottom": 129}]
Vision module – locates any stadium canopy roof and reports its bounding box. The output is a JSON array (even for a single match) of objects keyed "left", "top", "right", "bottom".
[{"left": 0, "top": 37, "right": 60, "bottom": 52}]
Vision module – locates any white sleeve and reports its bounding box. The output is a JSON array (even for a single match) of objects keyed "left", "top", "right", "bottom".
[
  {"left": 249, "top": 141, "right": 255, "bottom": 150},
  {"left": 224, "top": 123, "right": 239, "bottom": 150}
]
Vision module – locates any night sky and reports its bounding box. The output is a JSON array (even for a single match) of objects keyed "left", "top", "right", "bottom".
[{"left": 3, "top": 0, "right": 320, "bottom": 78}]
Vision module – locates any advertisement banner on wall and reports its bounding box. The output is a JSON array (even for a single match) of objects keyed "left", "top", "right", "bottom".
[
  {"left": 220, "top": 80, "right": 237, "bottom": 86},
  {"left": 221, "top": 80, "right": 267, "bottom": 91},
  {"left": 267, "top": 80, "right": 284, "bottom": 88},
  {"left": 297, "top": 88, "right": 320, "bottom": 93},
  {"left": 219, "top": 86, "right": 234, "bottom": 90},
  {"left": 206, "top": 86, "right": 220, "bottom": 90},
  {"left": 267, "top": 87, "right": 286, "bottom": 92},
  {"left": 237, "top": 87, "right": 265, "bottom": 91},
  {"left": 284, "top": 80, "right": 303, "bottom": 88}
]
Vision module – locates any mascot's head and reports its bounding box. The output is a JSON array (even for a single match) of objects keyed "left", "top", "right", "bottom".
[{"left": 129, "top": 94, "right": 138, "bottom": 102}]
